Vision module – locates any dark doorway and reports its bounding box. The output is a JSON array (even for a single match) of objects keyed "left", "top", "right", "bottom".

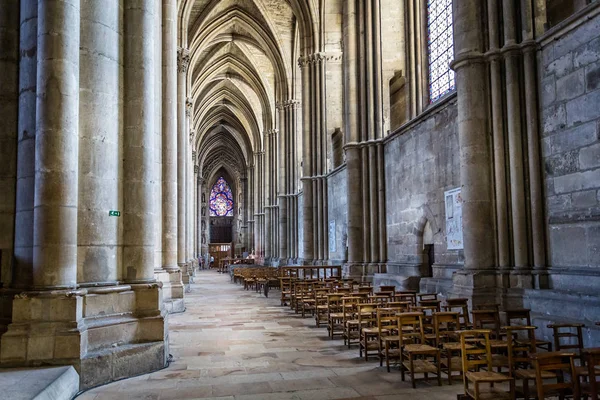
[{"left": 422, "top": 244, "right": 434, "bottom": 278}]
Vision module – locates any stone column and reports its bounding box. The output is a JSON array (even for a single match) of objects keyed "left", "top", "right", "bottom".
[
  {"left": 503, "top": 0, "right": 528, "bottom": 270},
  {"left": 77, "top": 0, "right": 119, "bottom": 286},
  {"left": 123, "top": 0, "right": 157, "bottom": 283},
  {"left": 0, "top": 0, "right": 18, "bottom": 288},
  {"left": 176, "top": 48, "right": 189, "bottom": 268},
  {"left": 193, "top": 161, "right": 198, "bottom": 258},
  {"left": 487, "top": 0, "right": 509, "bottom": 270},
  {"left": 186, "top": 101, "right": 193, "bottom": 266},
  {"left": 162, "top": 0, "right": 178, "bottom": 271},
  {"left": 33, "top": 0, "right": 81, "bottom": 288},
  {"left": 299, "top": 56, "right": 314, "bottom": 264},
  {"left": 196, "top": 176, "right": 203, "bottom": 257},
  {"left": 12, "top": 1, "right": 37, "bottom": 289},
  {"left": 450, "top": 0, "right": 496, "bottom": 302}
]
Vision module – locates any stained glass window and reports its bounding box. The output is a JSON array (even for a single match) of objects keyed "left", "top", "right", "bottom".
[
  {"left": 427, "top": 0, "right": 455, "bottom": 103},
  {"left": 209, "top": 177, "right": 234, "bottom": 217}
]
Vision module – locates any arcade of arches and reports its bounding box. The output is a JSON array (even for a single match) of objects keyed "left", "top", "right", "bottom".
[{"left": 0, "top": 0, "right": 599, "bottom": 395}]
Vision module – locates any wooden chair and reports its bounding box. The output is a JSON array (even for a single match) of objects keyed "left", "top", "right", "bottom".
[
  {"left": 314, "top": 287, "right": 330, "bottom": 328},
  {"left": 580, "top": 347, "right": 600, "bottom": 399},
  {"left": 358, "top": 303, "right": 381, "bottom": 361},
  {"left": 376, "top": 285, "right": 396, "bottom": 297},
  {"left": 472, "top": 309, "right": 507, "bottom": 350},
  {"left": 548, "top": 323, "right": 585, "bottom": 360},
  {"left": 326, "top": 294, "right": 345, "bottom": 339},
  {"left": 444, "top": 298, "right": 471, "bottom": 329},
  {"left": 396, "top": 291, "right": 417, "bottom": 306},
  {"left": 458, "top": 329, "right": 515, "bottom": 400},
  {"left": 430, "top": 312, "right": 465, "bottom": 384},
  {"left": 505, "top": 326, "right": 557, "bottom": 400},
  {"left": 342, "top": 296, "right": 363, "bottom": 347},
  {"left": 398, "top": 312, "right": 442, "bottom": 388},
  {"left": 505, "top": 308, "right": 552, "bottom": 351},
  {"left": 530, "top": 351, "right": 579, "bottom": 400},
  {"left": 378, "top": 307, "right": 401, "bottom": 372}
]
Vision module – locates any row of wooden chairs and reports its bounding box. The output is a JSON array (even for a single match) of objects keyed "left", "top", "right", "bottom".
[
  {"left": 266, "top": 280, "right": 600, "bottom": 399},
  {"left": 232, "top": 267, "right": 280, "bottom": 291}
]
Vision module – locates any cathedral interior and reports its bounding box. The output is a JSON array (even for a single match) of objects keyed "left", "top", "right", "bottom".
[{"left": 1, "top": 0, "right": 600, "bottom": 399}]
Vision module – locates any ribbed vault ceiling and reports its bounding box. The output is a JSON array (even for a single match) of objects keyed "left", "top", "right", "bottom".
[{"left": 179, "top": 0, "right": 314, "bottom": 179}]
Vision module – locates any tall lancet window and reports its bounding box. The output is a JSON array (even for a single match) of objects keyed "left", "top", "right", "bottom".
[
  {"left": 209, "top": 177, "right": 234, "bottom": 217},
  {"left": 427, "top": 0, "right": 455, "bottom": 103}
]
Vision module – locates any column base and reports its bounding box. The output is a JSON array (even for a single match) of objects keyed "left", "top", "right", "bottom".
[
  {"left": 342, "top": 263, "right": 387, "bottom": 282},
  {"left": 0, "top": 283, "right": 168, "bottom": 390},
  {"left": 449, "top": 269, "right": 501, "bottom": 307},
  {"left": 155, "top": 269, "right": 185, "bottom": 314}
]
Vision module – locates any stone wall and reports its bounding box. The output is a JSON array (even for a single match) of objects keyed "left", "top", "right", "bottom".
[
  {"left": 382, "top": 97, "right": 462, "bottom": 291},
  {"left": 530, "top": 4, "right": 600, "bottom": 344},
  {"left": 540, "top": 5, "right": 600, "bottom": 290},
  {"left": 327, "top": 166, "right": 348, "bottom": 264}
]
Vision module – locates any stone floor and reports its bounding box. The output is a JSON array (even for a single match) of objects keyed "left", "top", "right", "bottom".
[{"left": 79, "top": 271, "right": 461, "bottom": 400}]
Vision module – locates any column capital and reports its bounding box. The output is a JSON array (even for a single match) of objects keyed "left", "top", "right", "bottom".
[
  {"left": 189, "top": 129, "right": 195, "bottom": 142},
  {"left": 177, "top": 47, "right": 190, "bottom": 73},
  {"left": 194, "top": 165, "right": 199, "bottom": 174}
]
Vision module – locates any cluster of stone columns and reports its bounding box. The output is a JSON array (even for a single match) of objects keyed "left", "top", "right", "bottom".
[
  {"left": 342, "top": 0, "right": 388, "bottom": 279},
  {"left": 450, "top": 0, "right": 547, "bottom": 303},
  {"left": 298, "top": 54, "right": 331, "bottom": 265},
  {"left": 277, "top": 100, "right": 301, "bottom": 263},
  {"left": 0, "top": 0, "right": 205, "bottom": 387}
]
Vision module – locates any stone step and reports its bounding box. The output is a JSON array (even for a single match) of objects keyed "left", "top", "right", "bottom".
[{"left": 0, "top": 366, "right": 79, "bottom": 400}]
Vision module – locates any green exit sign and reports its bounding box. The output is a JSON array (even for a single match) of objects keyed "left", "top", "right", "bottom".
[{"left": 109, "top": 210, "right": 121, "bottom": 217}]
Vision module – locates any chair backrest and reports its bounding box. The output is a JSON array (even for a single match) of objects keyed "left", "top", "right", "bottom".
[
  {"left": 472, "top": 309, "right": 501, "bottom": 338},
  {"left": 505, "top": 325, "right": 538, "bottom": 377},
  {"left": 357, "top": 286, "right": 373, "bottom": 294},
  {"left": 379, "top": 285, "right": 396, "bottom": 293},
  {"left": 396, "top": 291, "right": 417, "bottom": 306},
  {"left": 419, "top": 299, "right": 441, "bottom": 312},
  {"left": 583, "top": 347, "right": 600, "bottom": 399},
  {"left": 336, "top": 287, "right": 352, "bottom": 294},
  {"left": 369, "top": 294, "right": 390, "bottom": 305},
  {"left": 459, "top": 329, "right": 494, "bottom": 379},
  {"left": 377, "top": 307, "right": 400, "bottom": 337},
  {"left": 530, "top": 351, "right": 577, "bottom": 400},
  {"left": 342, "top": 296, "right": 362, "bottom": 322},
  {"left": 357, "top": 303, "right": 379, "bottom": 327},
  {"left": 326, "top": 294, "right": 344, "bottom": 315},
  {"left": 432, "top": 312, "right": 460, "bottom": 347},
  {"left": 398, "top": 312, "right": 426, "bottom": 346},
  {"left": 418, "top": 293, "right": 438, "bottom": 302},
  {"left": 473, "top": 303, "right": 500, "bottom": 312},
  {"left": 548, "top": 323, "right": 585, "bottom": 353},
  {"left": 444, "top": 298, "right": 470, "bottom": 328},
  {"left": 505, "top": 308, "right": 532, "bottom": 326},
  {"left": 386, "top": 301, "right": 411, "bottom": 312}
]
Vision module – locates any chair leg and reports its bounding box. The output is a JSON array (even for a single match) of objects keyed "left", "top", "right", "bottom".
[{"left": 410, "top": 355, "right": 416, "bottom": 389}]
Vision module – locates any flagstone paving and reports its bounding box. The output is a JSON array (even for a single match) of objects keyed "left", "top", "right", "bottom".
[{"left": 79, "top": 271, "right": 460, "bottom": 399}]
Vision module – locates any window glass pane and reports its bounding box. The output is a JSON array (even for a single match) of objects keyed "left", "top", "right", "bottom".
[
  {"left": 209, "top": 177, "right": 234, "bottom": 217},
  {"left": 428, "top": 0, "right": 455, "bottom": 103}
]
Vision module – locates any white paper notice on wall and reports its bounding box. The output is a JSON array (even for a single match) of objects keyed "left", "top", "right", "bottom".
[
  {"left": 329, "top": 220, "right": 336, "bottom": 253},
  {"left": 444, "top": 187, "right": 464, "bottom": 250}
]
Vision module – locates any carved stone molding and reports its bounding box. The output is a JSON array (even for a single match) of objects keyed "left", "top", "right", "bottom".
[
  {"left": 185, "top": 98, "right": 193, "bottom": 117},
  {"left": 177, "top": 48, "right": 190, "bottom": 73}
]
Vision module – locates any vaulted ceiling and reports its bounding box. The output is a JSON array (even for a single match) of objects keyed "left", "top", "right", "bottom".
[{"left": 179, "top": 0, "right": 316, "bottom": 186}]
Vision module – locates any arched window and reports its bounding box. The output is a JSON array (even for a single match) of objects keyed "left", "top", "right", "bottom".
[
  {"left": 209, "top": 177, "right": 234, "bottom": 217},
  {"left": 427, "top": 0, "right": 455, "bottom": 103}
]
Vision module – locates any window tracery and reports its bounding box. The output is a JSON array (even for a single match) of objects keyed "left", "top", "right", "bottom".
[
  {"left": 427, "top": 0, "right": 455, "bottom": 102},
  {"left": 209, "top": 177, "right": 234, "bottom": 217}
]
